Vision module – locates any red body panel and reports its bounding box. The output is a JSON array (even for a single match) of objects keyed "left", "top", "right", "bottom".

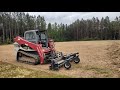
[
  {"left": 14, "top": 36, "right": 56, "bottom": 64},
  {"left": 14, "top": 36, "right": 45, "bottom": 64}
]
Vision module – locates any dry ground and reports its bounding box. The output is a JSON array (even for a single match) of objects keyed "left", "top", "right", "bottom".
[{"left": 0, "top": 40, "right": 120, "bottom": 78}]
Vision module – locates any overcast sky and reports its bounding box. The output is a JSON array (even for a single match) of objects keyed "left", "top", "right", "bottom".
[{"left": 27, "top": 12, "right": 120, "bottom": 25}]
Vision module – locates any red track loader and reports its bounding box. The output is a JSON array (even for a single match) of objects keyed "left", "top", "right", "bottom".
[{"left": 13, "top": 29, "right": 80, "bottom": 70}]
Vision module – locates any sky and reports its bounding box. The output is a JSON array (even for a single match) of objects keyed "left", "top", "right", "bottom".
[{"left": 27, "top": 12, "right": 120, "bottom": 25}]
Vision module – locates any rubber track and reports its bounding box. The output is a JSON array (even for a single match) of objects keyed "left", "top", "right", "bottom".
[{"left": 17, "top": 51, "right": 40, "bottom": 65}]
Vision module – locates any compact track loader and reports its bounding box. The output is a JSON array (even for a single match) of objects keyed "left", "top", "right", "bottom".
[{"left": 14, "top": 29, "right": 80, "bottom": 70}]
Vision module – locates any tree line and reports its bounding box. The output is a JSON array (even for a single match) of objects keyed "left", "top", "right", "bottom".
[
  {"left": 0, "top": 12, "right": 46, "bottom": 44},
  {"left": 48, "top": 16, "right": 120, "bottom": 41},
  {"left": 0, "top": 12, "right": 120, "bottom": 44}
]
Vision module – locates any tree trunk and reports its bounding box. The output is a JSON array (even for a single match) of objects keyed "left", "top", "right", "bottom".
[
  {"left": 9, "top": 20, "right": 11, "bottom": 42},
  {"left": 2, "top": 25, "right": 5, "bottom": 43},
  {"left": 1, "top": 19, "right": 5, "bottom": 43}
]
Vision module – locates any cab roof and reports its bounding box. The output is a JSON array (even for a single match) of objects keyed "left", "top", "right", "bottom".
[{"left": 25, "top": 29, "right": 47, "bottom": 33}]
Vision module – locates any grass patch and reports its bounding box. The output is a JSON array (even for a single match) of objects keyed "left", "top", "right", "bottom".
[
  {"left": 84, "top": 66, "right": 119, "bottom": 78},
  {"left": 87, "top": 67, "right": 109, "bottom": 74},
  {"left": 73, "top": 64, "right": 109, "bottom": 74},
  {"left": 76, "top": 64, "right": 116, "bottom": 77},
  {"left": 0, "top": 62, "right": 70, "bottom": 78}
]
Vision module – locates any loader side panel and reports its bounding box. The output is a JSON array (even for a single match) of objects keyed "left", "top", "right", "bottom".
[{"left": 14, "top": 36, "right": 44, "bottom": 64}]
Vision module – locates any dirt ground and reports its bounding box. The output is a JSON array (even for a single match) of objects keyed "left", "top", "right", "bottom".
[{"left": 0, "top": 40, "right": 120, "bottom": 78}]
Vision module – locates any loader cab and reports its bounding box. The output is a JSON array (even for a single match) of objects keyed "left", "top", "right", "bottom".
[{"left": 24, "top": 30, "right": 48, "bottom": 47}]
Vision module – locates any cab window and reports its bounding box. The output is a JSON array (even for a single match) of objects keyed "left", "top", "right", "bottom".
[{"left": 25, "top": 32, "right": 35, "bottom": 40}]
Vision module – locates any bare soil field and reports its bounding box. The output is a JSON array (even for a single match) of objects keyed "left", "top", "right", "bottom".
[{"left": 0, "top": 40, "right": 120, "bottom": 78}]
